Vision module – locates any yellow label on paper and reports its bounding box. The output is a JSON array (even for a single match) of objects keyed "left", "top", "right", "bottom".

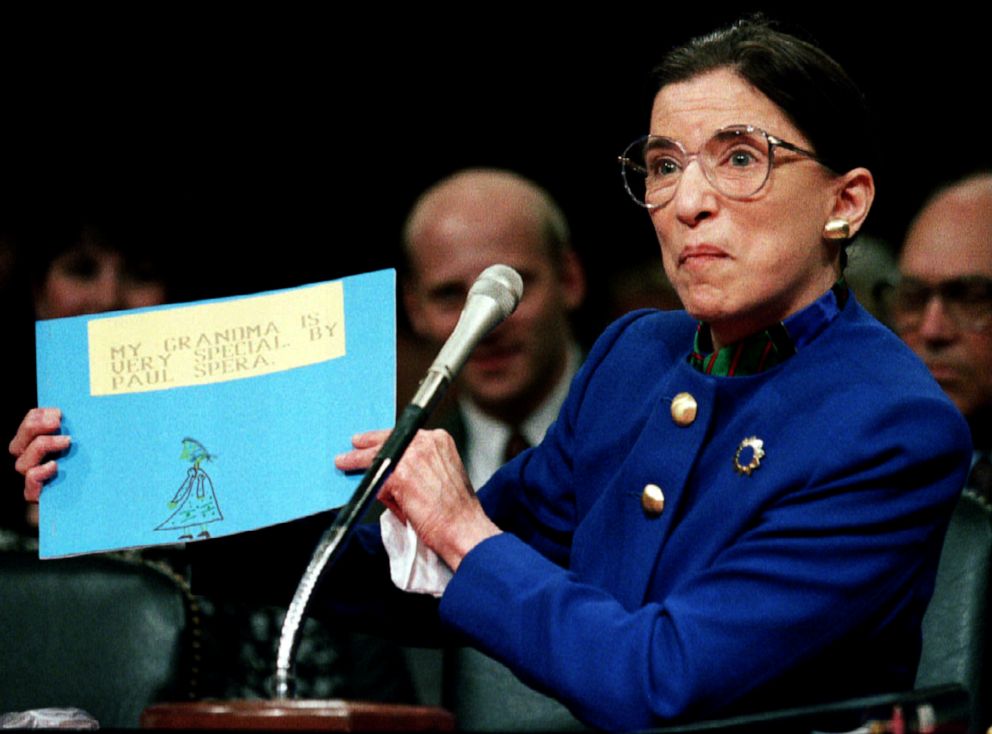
[{"left": 88, "top": 281, "right": 346, "bottom": 396}]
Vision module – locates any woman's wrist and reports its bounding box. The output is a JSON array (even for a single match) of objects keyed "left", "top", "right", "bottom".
[{"left": 439, "top": 515, "right": 501, "bottom": 572}]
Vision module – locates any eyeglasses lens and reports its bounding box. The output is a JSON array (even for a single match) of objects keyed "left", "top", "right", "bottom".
[
  {"left": 620, "top": 128, "right": 773, "bottom": 207},
  {"left": 891, "top": 277, "right": 992, "bottom": 332}
]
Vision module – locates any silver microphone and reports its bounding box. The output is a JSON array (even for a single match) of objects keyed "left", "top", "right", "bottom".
[
  {"left": 273, "top": 264, "right": 523, "bottom": 699},
  {"left": 412, "top": 264, "right": 524, "bottom": 407}
]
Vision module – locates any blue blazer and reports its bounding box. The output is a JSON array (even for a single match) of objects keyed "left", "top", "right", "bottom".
[{"left": 437, "top": 299, "right": 971, "bottom": 730}]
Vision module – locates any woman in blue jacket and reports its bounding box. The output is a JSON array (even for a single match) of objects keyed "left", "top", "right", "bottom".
[{"left": 334, "top": 16, "right": 972, "bottom": 730}]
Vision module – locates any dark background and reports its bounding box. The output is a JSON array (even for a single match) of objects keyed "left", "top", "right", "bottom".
[
  {"left": 0, "top": 5, "right": 986, "bottom": 527},
  {"left": 1, "top": 6, "right": 986, "bottom": 317}
]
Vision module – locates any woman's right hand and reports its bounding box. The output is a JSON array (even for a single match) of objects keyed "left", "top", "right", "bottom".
[{"left": 8, "top": 408, "right": 71, "bottom": 502}]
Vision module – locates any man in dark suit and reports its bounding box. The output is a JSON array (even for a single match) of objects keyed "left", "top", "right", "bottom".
[
  {"left": 397, "top": 168, "right": 587, "bottom": 730},
  {"left": 401, "top": 168, "right": 587, "bottom": 491}
]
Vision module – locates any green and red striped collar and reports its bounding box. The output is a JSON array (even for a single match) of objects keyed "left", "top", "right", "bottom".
[{"left": 689, "top": 282, "right": 848, "bottom": 377}]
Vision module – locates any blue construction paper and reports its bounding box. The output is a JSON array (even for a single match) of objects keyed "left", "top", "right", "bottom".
[{"left": 35, "top": 269, "right": 396, "bottom": 558}]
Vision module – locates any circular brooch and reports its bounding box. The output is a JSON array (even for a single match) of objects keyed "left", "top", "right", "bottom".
[{"left": 734, "top": 436, "right": 765, "bottom": 476}]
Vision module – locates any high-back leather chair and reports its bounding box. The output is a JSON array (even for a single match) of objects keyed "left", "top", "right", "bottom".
[
  {"left": 443, "top": 646, "right": 584, "bottom": 732},
  {"left": 915, "top": 489, "right": 991, "bottom": 731},
  {"left": 0, "top": 551, "right": 198, "bottom": 728}
]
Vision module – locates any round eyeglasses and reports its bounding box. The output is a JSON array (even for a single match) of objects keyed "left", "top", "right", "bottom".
[
  {"left": 888, "top": 276, "right": 992, "bottom": 334},
  {"left": 618, "top": 125, "right": 820, "bottom": 209}
]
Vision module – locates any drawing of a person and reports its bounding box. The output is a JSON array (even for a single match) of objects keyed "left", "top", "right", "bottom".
[{"left": 155, "top": 438, "right": 223, "bottom": 540}]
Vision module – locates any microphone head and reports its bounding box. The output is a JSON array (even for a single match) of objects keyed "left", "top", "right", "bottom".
[
  {"left": 423, "top": 264, "right": 525, "bottom": 389},
  {"left": 468, "top": 264, "right": 524, "bottom": 319}
]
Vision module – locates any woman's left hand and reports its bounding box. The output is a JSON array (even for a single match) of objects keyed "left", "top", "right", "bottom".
[{"left": 335, "top": 428, "right": 500, "bottom": 571}]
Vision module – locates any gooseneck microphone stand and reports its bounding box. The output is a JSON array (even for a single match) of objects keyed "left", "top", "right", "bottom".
[{"left": 273, "top": 264, "right": 523, "bottom": 699}]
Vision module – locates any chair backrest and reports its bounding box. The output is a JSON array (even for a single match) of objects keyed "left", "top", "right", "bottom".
[
  {"left": 915, "top": 490, "right": 992, "bottom": 731},
  {"left": 0, "top": 551, "right": 198, "bottom": 728},
  {"left": 442, "top": 646, "right": 585, "bottom": 732}
]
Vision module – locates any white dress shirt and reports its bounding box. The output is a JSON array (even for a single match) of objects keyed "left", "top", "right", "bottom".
[{"left": 459, "top": 343, "right": 581, "bottom": 489}]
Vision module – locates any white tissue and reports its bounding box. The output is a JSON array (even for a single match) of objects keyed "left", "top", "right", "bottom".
[{"left": 380, "top": 508, "right": 453, "bottom": 597}]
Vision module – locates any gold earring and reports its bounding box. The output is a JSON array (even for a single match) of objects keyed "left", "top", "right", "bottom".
[{"left": 823, "top": 218, "right": 851, "bottom": 240}]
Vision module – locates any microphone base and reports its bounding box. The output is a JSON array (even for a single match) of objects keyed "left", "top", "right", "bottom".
[{"left": 140, "top": 699, "right": 455, "bottom": 730}]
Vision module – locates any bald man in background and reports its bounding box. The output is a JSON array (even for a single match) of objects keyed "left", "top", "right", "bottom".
[
  {"left": 401, "top": 168, "right": 586, "bottom": 489},
  {"left": 398, "top": 169, "right": 587, "bottom": 731},
  {"left": 893, "top": 172, "right": 992, "bottom": 498}
]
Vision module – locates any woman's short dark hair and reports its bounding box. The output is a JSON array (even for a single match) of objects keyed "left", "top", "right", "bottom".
[{"left": 653, "top": 16, "right": 875, "bottom": 176}]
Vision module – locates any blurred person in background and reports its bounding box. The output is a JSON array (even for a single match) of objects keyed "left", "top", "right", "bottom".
[
  {"left": 2, "top": 215, "right": 172, "bottom": 538},
  {"left": 398, "top": 168, "right": 588, "bottom": 727},
  {"left": 892, "top": 172, "right": 992, "bottom": 501}
]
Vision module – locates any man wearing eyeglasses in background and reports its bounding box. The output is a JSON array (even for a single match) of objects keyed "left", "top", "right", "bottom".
[{"left": 892, "top": 172, "right": 992, "bottom": 499}]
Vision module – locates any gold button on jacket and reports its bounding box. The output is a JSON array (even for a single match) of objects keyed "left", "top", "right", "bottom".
[
  {"left": 670, "top": 392, "right": 697, "bottom": 427},
  {"left": 641, "top": 484, "right": 665, "bottom": 516}
]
